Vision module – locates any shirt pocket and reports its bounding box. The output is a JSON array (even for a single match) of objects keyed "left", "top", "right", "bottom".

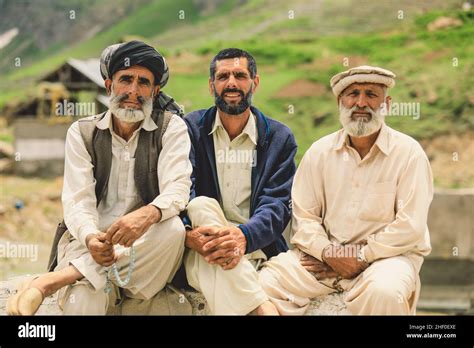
[
  {"left": 233, "top": 163, "right": 252, "bottom": 207},
  {"left": 358, "top": 180, "right": 397, "bottom": 223}
]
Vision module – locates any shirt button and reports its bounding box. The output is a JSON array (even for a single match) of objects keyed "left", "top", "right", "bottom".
[{"left": 226, "top": 183, "right": 230, "bottom": 187}]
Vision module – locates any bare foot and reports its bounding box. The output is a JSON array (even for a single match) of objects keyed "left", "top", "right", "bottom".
[
  {"left": 29, "top": 273, "right": 63, "bottom": 298},
  {"left": 30, "top": 265, "right": 84, "bottom": 298},
  {"left": 7, "top": 266, "right": 83, "bottom": 316},
  {"left": 256, "top": 301, "right": 279, "bottom": 315}
]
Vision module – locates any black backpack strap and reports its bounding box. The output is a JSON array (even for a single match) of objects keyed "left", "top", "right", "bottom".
[
  {"left": 158, "top": 111, "right": 173, "bottom": 151},
  {"left": 155, "top": 91, "right": 184, "bottom": 117},
  {"left": 47, "top": 220, "right": 68, "bottom": 271}
]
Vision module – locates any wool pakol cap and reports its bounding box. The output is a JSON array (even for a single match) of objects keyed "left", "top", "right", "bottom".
[{"left": 330, "top": 65, "right": 396, "bottom": 97}]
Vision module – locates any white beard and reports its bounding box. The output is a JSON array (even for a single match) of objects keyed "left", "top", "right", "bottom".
[
  {"left": 109, "top": 90, "right": 153, "bottom": 123},
  {"left": 339, "top": 101, "right": 385, "bottom": 137}
]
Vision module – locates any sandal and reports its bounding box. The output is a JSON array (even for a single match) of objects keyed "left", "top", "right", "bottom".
[{"left": 6, "top": 276, "right": 45, "bottom": 316}]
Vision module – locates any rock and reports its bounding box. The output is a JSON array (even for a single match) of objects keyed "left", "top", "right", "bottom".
[
  {"left": 427, "top": 91, "right": 438, "bottom": 105},
  {"left": 0, "top": 141, "right": 14, "bottom": 159},
  {"left": 308, "top": 292, "right": 350, "bottom": 315},
  {"left": 468, "top": 95, "right": 474, "bottom": 106},
  {"left": 0, "top": 158, "right": 14, "bottom": 174},
  {"left": 0, "top": 275, "right": 348, "bottom": 315}
]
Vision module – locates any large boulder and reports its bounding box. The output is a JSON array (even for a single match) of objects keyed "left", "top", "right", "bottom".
[{"left": 0, "top": 275, "right": 349, "bottom": 315}]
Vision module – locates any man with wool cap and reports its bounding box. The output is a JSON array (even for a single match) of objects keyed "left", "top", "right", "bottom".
[
  {"left": 7, "top": 40, "right": 192, "bottom": 315},
  {"left": 258, "top": 65, "right": 434, "bottom": 315}
]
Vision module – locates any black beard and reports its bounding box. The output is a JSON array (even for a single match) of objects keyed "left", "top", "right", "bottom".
[{"left": 214, "top": 87, "right": 253, "bottom": 116}]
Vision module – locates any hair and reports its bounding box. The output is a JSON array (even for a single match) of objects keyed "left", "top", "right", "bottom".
[{"left": 209, "top": 48, "right": 257, "bottom": 81}]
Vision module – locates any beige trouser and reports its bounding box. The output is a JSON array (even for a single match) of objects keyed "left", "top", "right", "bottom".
[
  {"left": 259, "top": 248, "right": 420, "bottom": 315},
  {"left": 54, "top": 215, "right": 186, "bottom": 315},
  {"left": 184, "top": 196, "right": 268, "bottom": 315}
]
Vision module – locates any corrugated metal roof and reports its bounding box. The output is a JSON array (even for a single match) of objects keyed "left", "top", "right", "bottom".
[
  {"left": 67, "top": 58, "right": 104, "bottom": 87},
  {"left": 96, "top": 93, "right": 110, "bottom": 107}
]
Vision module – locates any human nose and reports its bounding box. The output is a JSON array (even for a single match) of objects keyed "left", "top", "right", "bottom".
[
  {"left": 125, "top": 80, "right": 140, "bottom": 98},
  {"left": 225, "top": 74, "right": 238, "bottom": 89},
  {"left": 356, "top": 94, "right": 369, "bottom": 109}
]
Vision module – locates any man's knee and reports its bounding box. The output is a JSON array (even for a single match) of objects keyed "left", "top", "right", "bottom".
[
  {"left": 61, "top": 283, "right": 108, "bottom": 315},
  {"left": 258, "top": 267, "right": 279, "bottom": 294},
  {"left": 365, "top": 278, "right": 408, "bottom": 305},
  {"left": 147, "top": 216, "right": 186, "bottom": 247},
  {"left": 361, "top": 257, "right": 415, "bottom": 306},
  {"left": 187, "top": 196, "right": 220, "bottom": 214},
  {"left": 186, "top": 196, "right": 227, "bottom": 228},
  {"left": 165, "top": 216, "right": 186, "bottom": 244}
]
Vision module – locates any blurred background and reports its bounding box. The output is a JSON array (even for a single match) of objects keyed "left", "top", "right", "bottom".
[{"left": 0, "top": 0, "right": 472, "bottom": 314}]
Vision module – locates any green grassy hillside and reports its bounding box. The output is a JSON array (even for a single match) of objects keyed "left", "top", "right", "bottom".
[{"left": 0, "top": 0, "right": 472, "bottom": 180}]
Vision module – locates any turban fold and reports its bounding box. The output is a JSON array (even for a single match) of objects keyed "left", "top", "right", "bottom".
[
  {"left": 330, "top": 65, "right": 396, "bottom": 97},
  {"left": 100, "top": 40, "right": 169, "bottom": 88}
]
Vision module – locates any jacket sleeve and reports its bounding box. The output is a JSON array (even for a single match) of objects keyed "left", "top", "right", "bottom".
[{"left": 239, "top": 132, "right": 297, "bottom": 253}]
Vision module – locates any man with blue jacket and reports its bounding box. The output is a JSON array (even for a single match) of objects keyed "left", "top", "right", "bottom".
[{"left": 183, "top": 48, "right": 297, "bottom": 315}]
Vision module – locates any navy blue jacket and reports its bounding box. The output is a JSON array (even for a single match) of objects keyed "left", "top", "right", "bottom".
[{"left": 184, "top": 105, "right": 297, "bottom": 258}]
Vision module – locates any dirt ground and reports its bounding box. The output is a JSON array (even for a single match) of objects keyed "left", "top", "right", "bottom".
[{"left": 274, "top": 79, "right": 328, "bottom": 98}]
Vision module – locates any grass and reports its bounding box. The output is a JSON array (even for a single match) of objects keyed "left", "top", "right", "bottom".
[{"left": 0, "top": 3, "right": 472, "bottom": 165}]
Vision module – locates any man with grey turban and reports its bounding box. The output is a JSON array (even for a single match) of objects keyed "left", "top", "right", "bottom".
[
  {"left": 100, "top": 40, "right": 182, "bottom": 117},
  {"left": 258, "top": 66, "right": 434, "bottom": 315},
  {"left": 7, "top": 41, "right": 192, "bottom": 315}
]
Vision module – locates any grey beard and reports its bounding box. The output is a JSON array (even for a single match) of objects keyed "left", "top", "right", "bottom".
[
  {"left": 339, "top": 101, "right": 385, "bottom": 137},
  {"left": 109, "top": 90, "right": 153, "bottom": 123}
]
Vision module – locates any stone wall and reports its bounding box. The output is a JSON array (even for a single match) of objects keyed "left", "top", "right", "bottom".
[
  {"left": 0, "top": 276, "right": 349, "bottom": 316},
  {"left": 427, "top": 188, "right": 473, "bottom": 259},
  {"left": 13, "top": 119, "right": 71, "bottom": 177}
]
